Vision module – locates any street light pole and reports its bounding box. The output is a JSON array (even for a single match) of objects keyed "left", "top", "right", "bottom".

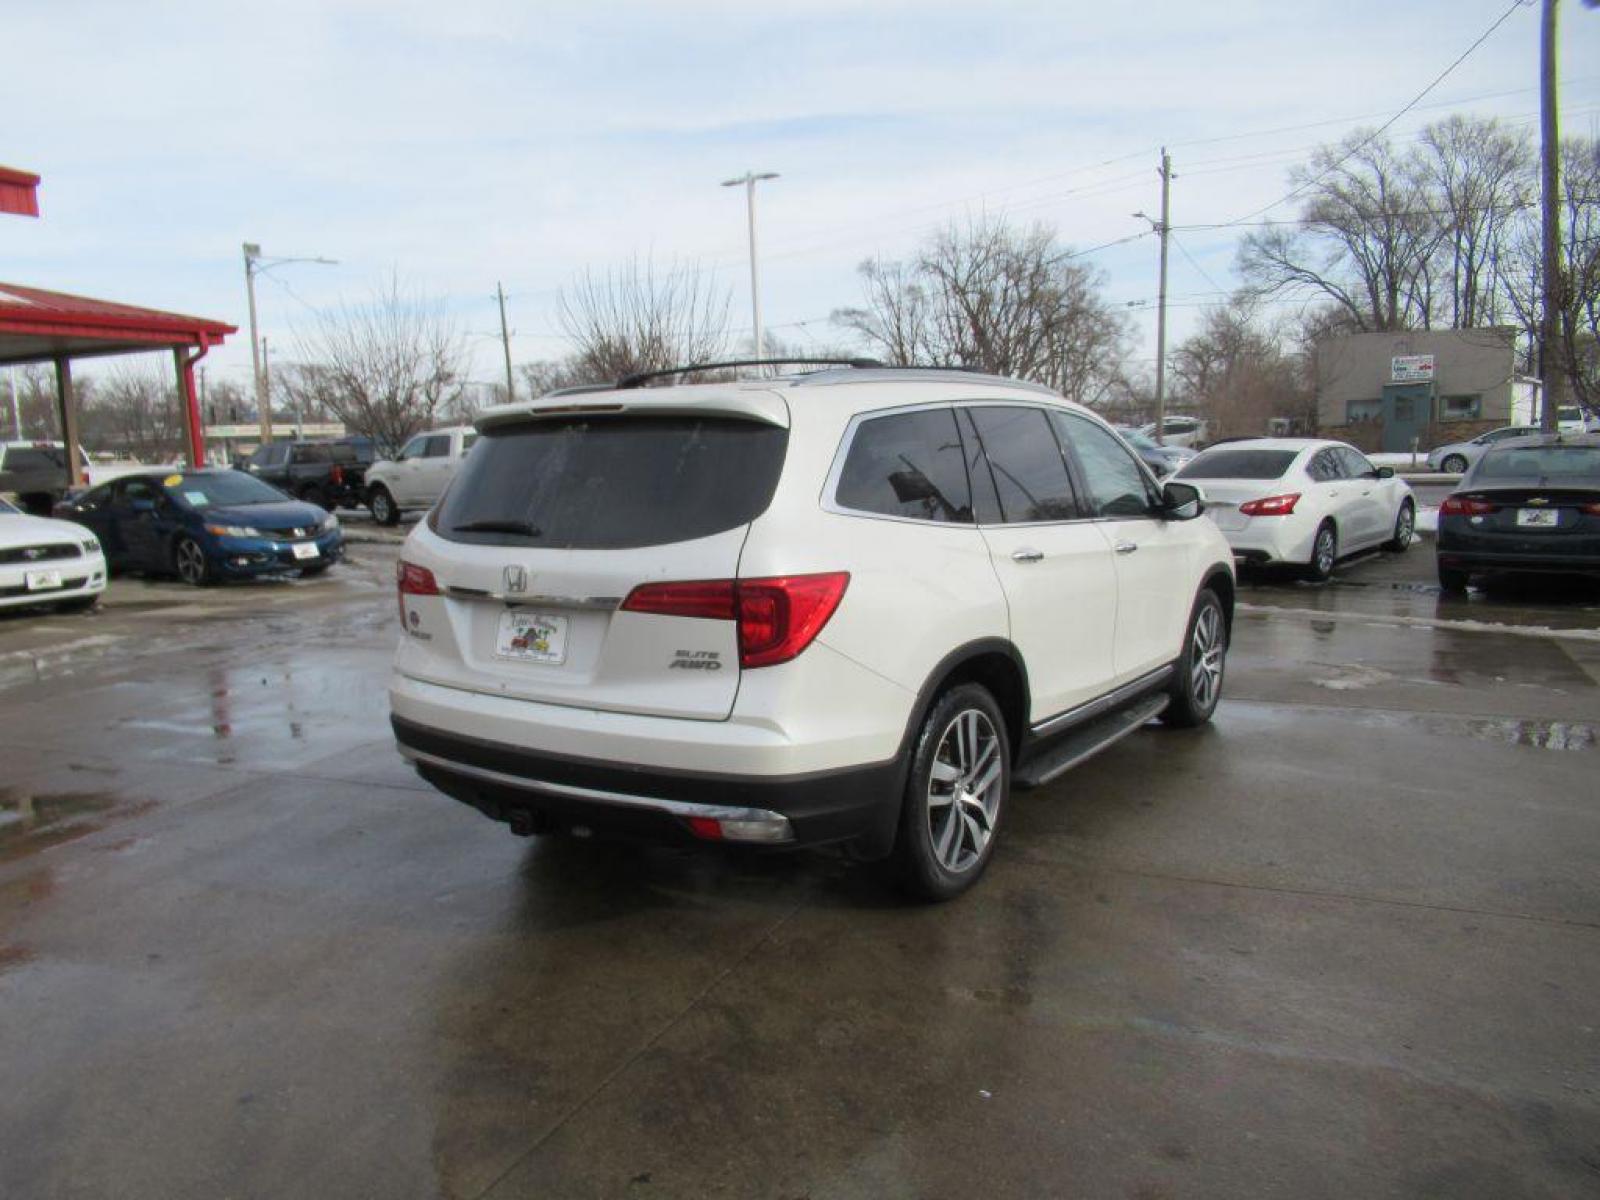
[
  {"left": 241, "top": 242, "right": 337, "bottom": 445},
  {"left": 721, "top": 171, "right": 779, "bottom": 364}
]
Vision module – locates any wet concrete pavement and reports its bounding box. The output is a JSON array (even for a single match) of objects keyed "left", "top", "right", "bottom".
[{"left": 1, "top": 540, "right": 1597, "bottom": 1199}]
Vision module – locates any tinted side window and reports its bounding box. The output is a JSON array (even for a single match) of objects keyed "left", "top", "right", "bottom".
[
  {"left": 966, "top": 407, "right": 1079, "bottom": 523},
  {"left": 292, "top": 444, "right": 332, "bottom": 465},
  {"left": 835, "top": 409, "right": 972, "bottom": 523},
  {"left": 399, "top": 436, "right": 427, "bottom": 461},
  {"left": 1053, "top": 413, "right": 1159, "bottom": 518}
]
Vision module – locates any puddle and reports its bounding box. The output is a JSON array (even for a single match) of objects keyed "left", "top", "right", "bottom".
[{"left": 0, "top": 787, "right": 156, "bottom": 861}]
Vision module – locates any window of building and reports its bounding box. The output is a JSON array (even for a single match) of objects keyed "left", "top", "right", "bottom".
[
  {"left": 1441, "top": 395, "right": 1481, "bottom": 421},
  {"left": 1347, "top": 399, "right": 1381, "bottom": 423}
]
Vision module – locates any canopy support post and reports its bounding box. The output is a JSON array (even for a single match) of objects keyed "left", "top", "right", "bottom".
[
  {"left": 54, "top": 356, "right": 83, "bottom": 488},
  {"left": 175, "top": 340, "right": 210, "bottom": 468}
]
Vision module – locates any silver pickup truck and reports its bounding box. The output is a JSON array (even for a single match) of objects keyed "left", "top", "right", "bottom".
[{"left": 363, "top": 425, "right": 478, "bottom": 525}]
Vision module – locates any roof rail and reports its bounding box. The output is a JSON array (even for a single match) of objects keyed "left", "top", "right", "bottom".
[{"left": 615, "top": 357, "right": 883, "bottom": 390}]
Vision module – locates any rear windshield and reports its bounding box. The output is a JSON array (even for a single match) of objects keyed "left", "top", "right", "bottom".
[
  {"left": 1475, "top": 445, "right": 1600, "bottom": 483},
  {"left": 1177, "top": 449, "right": 1299, "bottom": 480},
  {"left": 4, "top": 447, "right": 67, "bottom": 471},
  {"left": 434, "top": 416, "right": 789, "bottom": 549}
]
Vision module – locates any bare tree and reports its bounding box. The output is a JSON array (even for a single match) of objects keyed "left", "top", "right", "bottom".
[
  {"left": 284, "top": 275, "right": 466, "bottom": 456},
  {"left": 1417, "top": 115, "right": 1534, "bottom": 329},
  {"left": 1239, "top": 130, "right": 1447, "bottom": 333},
  {"left": 79, "top": 364, "right": 183, "bottom": 461},
  {"left": 1169, "top": 299, "right": 1309, "bottom": 439},
  {"left": 4, "top": 364, "right": 64, "bottom": 440},
  {"left": 833, "top": 217, "right": 1131, "bottom": 402},
  {"left": 557, "top": 256, "right": 731, "bottom": 384}
]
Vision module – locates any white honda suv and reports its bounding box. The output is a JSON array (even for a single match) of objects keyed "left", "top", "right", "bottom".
[{"left": 390, "top": 365, "right": 1235, "bottom": 899}]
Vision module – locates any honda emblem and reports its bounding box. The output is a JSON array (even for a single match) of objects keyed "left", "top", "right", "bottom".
[{"left": 503, "top": 564, "right": 528, "bottom": 594}]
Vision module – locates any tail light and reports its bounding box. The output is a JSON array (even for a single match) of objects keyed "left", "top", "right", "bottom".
[
  {"left": 330, "top": 465, "right": 344, "bottom": 486},
  {"left": 397, "top": 560, "right": 440, "bottom": 621},
  {"left": 1440, "top": 495, "right": 1496, "bottom": 516},
  {"left": 621, "top": 572, "right": 850, "bottom": 669},
  {"left": 1239, "top": 492, "right": 1301, "bottom": 517},
  {"left": 1582, "top": 502, "right": 1600, "bottom": 516}
]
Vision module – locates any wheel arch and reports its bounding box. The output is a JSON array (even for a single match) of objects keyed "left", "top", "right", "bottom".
[
  {"left": 1200, "top": 564, "right": 1235, "bottom": 639},
  {"left": 852, "top": 638, "right": 1031, "bottom": 862}
]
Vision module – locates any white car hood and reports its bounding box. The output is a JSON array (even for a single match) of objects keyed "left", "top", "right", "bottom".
[{"left": 0, "top": 513, "right": 92, "bottom": 549}]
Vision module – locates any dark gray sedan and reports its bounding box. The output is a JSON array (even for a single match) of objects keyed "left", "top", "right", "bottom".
[{"left": 1436, "top": 434, "right": 1600, "bottom": 591}]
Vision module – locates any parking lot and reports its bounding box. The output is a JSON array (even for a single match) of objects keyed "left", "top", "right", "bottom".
[{"left": 2, "top": 528, "right": 1597, "bottom": 1199}]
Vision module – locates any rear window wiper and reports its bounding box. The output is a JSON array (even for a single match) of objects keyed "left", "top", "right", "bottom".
[{"left": 451, "top": 518, "right": 542, "bottom": 536}]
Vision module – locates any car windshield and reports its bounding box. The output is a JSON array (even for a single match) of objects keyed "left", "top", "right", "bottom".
[
  {"left": 165, "top": 473, "right": 289, "bottom": 508},
  {"left": 1177, "top": 449, "right": 1300, "bottom": 480},
  {"left": 1121, "top": 429, "right": 1160, "bottom": 452},
  {"left": 1475, "top": 445, "right": 1600, "bottom": 484},
  {"left": 0, "top": 497, "right": 19, "bottom": 514}
]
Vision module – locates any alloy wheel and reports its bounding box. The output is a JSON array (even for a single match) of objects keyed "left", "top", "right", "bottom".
[
  {"left": 176, "top": 539, "right": 206, "bottom": 586},
  {"left": 1314, "top": 528, "right": 1336, "bottom": 577},
  {"left": 1190, "top": 603, "right": 1225, "bottom": 711},
  {"left": 1394, "top": 505, "right": 1414, "bottom": 548},
  {"left": 926, "top": 709, "right": 1003, "bottom": 873},
  {"left": 372, "top": 490, "right": 393, "bottom": 523}
]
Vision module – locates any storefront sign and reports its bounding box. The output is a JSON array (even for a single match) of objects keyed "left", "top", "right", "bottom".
[{"left": 1391, "top": 354, "right": 1435, "bottom": 383}]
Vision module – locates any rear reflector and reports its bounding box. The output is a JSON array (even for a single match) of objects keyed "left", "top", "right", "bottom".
[
  {"left": 684, "top": 813, "right": 795, "bottom": 843},
  {"left": 1583, "top": 502, "right": 1600, "bottom": 516},
  {"left": 621, "top": 572, "right": 850, "bottom": 669},
  {"left": 1239, "top": 492, "right": 1301, "bottom": 517},
  {"left": 1440, "top": 495, "right": 1497, "bottom": 516}
]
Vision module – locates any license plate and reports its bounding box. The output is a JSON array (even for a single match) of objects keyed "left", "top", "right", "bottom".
[
  {"left": 291, "top": 542, "right": 320, "bottom": 560},
  {"left": 24, "top": 569, "right": 63, "bottom": 591},
  {"left": 1516, "top": 508, "right": 1558, "bottom": 528},
  {"left": 495, "top": 610, "right": 568, "bottom": 664}
]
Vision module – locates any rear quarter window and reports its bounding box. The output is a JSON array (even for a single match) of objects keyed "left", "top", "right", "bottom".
[
  {"left": 834, "top": 409, "right": 972, "bottom": 523},
  {"left": 434, "top": 415, "right": 788, "bottom": 549}
]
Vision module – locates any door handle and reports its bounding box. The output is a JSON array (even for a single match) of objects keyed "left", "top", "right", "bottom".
[
  {"left": 1114, "top": 541, "right": 1138, "bottom": 555},
  {"left": 1011, "top": 548, "right": 1044, "bottom": 563}
]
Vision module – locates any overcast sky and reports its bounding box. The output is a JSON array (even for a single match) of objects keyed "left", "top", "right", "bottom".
[{"left": 5, "top": 0, "right": 1599, "bottom": 394}]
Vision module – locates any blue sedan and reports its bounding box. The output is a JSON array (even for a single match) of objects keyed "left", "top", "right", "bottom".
[{"left": 56, "top": 469, "right": 344, "bottom": 586}]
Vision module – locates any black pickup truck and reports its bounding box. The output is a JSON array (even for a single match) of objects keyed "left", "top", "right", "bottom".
[{"left": 238, "top": 440, "right": 368, "bottom": 510}]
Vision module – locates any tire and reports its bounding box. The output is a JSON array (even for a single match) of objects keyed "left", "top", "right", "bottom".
[
  {"left": 172, "top": 535, "right": 213, "bottom": 587},
  {"left": 1304, "top": 522, "right": 1337, "bottom": 582},
  {"left": 1385, "top": 500, "right": 1416, "bottom": 552},
  {"left": 299, "top": 485, "right": 327, "bottom": 510},
  {"left": 1438, "top": 565, "right": 1469, "bottom": 594},
  {"left": 369, "top": 485, "right": 400, "bottom": 526},
  {"left": 1162, "top": 589, "right": 1227, "bottom": 728},
  {"left": 300, "top": 563, "right": 331, "bottom": 577},
  {"left": 891, "top": 683, "right": 1010, "bottom": 903},
  {"left": 1441, "top": 454, "right": 1468, "bottom": 474}
]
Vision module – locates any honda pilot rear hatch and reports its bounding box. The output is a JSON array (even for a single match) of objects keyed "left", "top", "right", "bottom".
[{"left": 407, "top": 393, "right": 789, "bottom": 720}]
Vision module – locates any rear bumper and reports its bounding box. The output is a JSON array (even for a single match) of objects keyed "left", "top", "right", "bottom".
[
  {"left": 1436, "top": 549, "right": 1600, "bottom": 579},
  {"left": 392, "top": 716, "right": 900, "bottom": 849}
]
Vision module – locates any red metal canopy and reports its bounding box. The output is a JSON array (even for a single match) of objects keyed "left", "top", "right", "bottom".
[
  {"left": 0, "top": 165, "right": 41, "bottom": 217},
  {"left": 0, "top": 282, "right": 237, "bottom": 475}
]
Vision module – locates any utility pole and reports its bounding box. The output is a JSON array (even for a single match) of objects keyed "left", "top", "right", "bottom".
[
  {"left": 496, "top": 282, "right": 516, "bottom": 403},
  {"left": 1155, "top": 149, "right": 1172, "bottom": 448},
  {"left": 1135, "top": 151, "right": 1174, "bottom": 445},
  {"left": 243, "top": 243, "right": 267, "bottom": 444},
  {"left": 721, "top": 171, "right": 780, "bottom": 365},
  {"left": 1538, "top": 0, "right": 1565, "bottom": 431},
  {"left": 263, "top": 337, "right": 273, "bottom": 439}
]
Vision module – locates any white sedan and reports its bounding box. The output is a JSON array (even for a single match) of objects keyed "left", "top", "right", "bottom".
[
  {"left": 1175, "top": 438, "right": 1415, "bottom": 580},
  {"left": 0, "top": 497, "right": 107, "bottom": 613}
]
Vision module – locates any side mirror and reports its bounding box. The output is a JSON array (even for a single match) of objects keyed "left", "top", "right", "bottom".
[
  {"left": 1161, "top": 480, "right": 1205, "bottom": 521},
  {"left": 1376, "top": 466, "right": 1395, "bottom": 479}
]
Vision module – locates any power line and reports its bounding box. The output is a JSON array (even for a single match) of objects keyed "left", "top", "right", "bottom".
[{"left": 1218, "top": 0, "right": 1532, "bottom": 227}]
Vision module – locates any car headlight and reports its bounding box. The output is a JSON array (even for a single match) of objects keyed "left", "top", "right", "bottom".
[
  {"left": 205, "top": 523, "right": 262, "bottom": 537},
  {"left": 81, "top": 537, "right": 100, "bottom": 554},
  {"left": 321, "top": 514, "right": 340, "bottom": 531}
]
